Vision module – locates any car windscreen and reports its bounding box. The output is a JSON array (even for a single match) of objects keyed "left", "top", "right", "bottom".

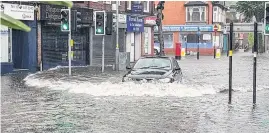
[{"left": 133, "top": 58, "right": 172, "bottom": 70}]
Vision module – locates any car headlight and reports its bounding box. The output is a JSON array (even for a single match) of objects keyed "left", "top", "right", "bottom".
[
  {"left": 159, "top": 78, "right": 171, "bottom": 83},
  {"left": 123, "top": 77, "right": 132, "bottom": 82}
]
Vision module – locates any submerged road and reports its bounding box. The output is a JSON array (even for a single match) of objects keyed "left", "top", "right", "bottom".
[{"left": 1, "top": 52, "right": 269, "bottom": 132}]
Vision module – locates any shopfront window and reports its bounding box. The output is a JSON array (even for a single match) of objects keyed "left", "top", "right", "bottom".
[
  {"left": 163, "top": 33, "right": 173, "bottom": 48},
  {"left": 181, "top": 33, "right": 211, "bottom": 44}
]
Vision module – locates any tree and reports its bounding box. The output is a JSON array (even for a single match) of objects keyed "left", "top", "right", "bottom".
[
  {"left": 0, "top": 1, "right": 73, "bottom": 32},
  {"left": 236, "top": 1, "right": 265, "bottom": 22},
  {"left": 248, "top": 33, "right": 254, "bottom": 47}
]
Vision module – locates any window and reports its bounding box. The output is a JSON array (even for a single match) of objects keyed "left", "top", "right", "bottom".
[
  {"left": 183, "top": 34, "right": 210, "bottom": 44},
  {"left": 103, "top": 1, "right": 111, "bottom": 4},
  {"left": 186, "top": 6, "right": 206, "bottom": 22},
  {"left": 133, "top": 58, "right": 172, "bottom": 70},
  {"left": 214, "top": 7, "right": 218, "bottom": 11},
  {"left": 111, "top": 1, "right": 121, "bottom": 6},
  {"left": 163, "top": 33, "right": 173, "bottom": 48},
  {"left": 127, "top": 1, "right": 131, "bottom": 10},
  {"left": 143, "top": 1, "right": 149, "bottom": 12}
]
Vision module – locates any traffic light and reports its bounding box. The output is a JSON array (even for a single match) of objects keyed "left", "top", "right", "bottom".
[
  {"left": 156, "top": 1, "right": 165, "bottom": 27},
  {"left": 106, "top": 12, "right": 113, "bottom": 35},
  {"left": 71, "top": 10, "right": 82, "bottom": 32},
  {"left": 76, "top": 11, "right": 82, "bottom": 28},
  {"left": 95, "top": 11, "right": 105, "bottom": 35},
  {"left": 156, "top": 1, "right": 165, "bottom": 10},
  {"left": 112, "top": 14, "right": 116, "bottom": 32},
  {"left": 61, "top": 9, "right": 70, "bottom": 32},
  {"left": 265, "top": 2, "right": 269, "bottom": 35}
]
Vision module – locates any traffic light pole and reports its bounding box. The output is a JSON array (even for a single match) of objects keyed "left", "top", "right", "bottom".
[
  {"left": 115, "top": 1, "right": 119, "bottom": 71},
  {"left": 68, "top": 7, "right": 72, "bottom": 76},
  {"left": 102, "top": 35, "right": 105, "bottom": 73},
  {"left": 157, "top": 3, "right": 165, "bottom": 56}
]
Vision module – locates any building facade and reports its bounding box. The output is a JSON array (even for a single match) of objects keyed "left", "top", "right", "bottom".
[
  {"left": 1, "top": 1, "right": 155, "bottom": 74},
  {"left": 125, "top": 1, "right": 155, "bottom": 62},
  {"left": 154, "top": 1, "right": 227, "bottom": 56},
  {"left": 1, "top": 2, "right": 37, "bottom": 74}
]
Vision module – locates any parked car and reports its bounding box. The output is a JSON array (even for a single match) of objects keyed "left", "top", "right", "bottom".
[{"left": 122, "top": 56, "right": 183, "bottom": 83}]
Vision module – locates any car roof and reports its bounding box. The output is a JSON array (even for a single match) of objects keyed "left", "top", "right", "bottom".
[{"left": 140, "top": 55, "right": 173, "bottom": 60}]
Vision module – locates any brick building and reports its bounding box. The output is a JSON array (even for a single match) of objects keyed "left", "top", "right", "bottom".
[{"left": 154, "top": 1, "right": 228, "bottom": 56}]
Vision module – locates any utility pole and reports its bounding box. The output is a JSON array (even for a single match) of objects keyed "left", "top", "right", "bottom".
[
  {"left": 115, "top": 1, "right": 119, "bottom": 71},
  {"left": 156, "top": 1, "right": 165, "bottom": 56}
]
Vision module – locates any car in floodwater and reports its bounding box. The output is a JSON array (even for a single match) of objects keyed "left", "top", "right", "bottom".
[{"left": 122, "top": 56, "right": 183, "bottom": 83}]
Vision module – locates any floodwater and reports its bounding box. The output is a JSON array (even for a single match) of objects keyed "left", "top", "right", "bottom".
[{"left": 1, "top": 52, "right": 269, "bottom": 133}]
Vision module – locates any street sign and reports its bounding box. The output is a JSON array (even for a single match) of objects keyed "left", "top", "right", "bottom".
[
  {"left": 225, "top": 23, "right": 263, "bottom": 33},
  {"left": 214, "top": 24, "right": 218, "bottom": 32}
]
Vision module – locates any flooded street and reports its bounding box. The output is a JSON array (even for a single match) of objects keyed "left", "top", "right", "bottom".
[{"left": 1, "top": 52, "right": 269, "bottom": 133}]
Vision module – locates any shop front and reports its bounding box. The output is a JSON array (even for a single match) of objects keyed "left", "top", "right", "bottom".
[
  {"left": 39, "top": 4, "right": 93, "bottom": 70},
  {"left": 154, "top": 25, "right": 224, "bottom": 56},
  {"left": 1, "top": 3, "right": 37, "bottom": 74},
  {"left": 142, "top": 16, "right": 156, "bottom": 56},
  {"left": 126, "top": 15, "right": 144, "bottom": 62}
]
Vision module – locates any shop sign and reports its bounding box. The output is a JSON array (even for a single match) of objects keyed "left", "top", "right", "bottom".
[
  {"left": 127, "top": 15, "right": 144, "bottom": 32},
  {"left": 144, "top": 16, "right": 157, "bottom": 25},
  {"left": 131, "top": 2, "right": 143, "bottom": 14},
  {"left": 40, "top": 4, "right": 93, "bottom": 23},
  {"left": 113, "top": 13, "right": 126, "bottom": 23},
  {"left": 1, "top": 3, "right": 34, "bottom": 20},
  {"left": 161, "top": 25, "right": 214, "bottom": 32}
]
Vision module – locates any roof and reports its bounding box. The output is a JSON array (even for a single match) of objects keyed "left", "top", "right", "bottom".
[
  {"left": 141, "top": 55, "right": 171, "bottom": 59},
  {"left": 184, "top": 1, "right": 208, "bottom": 7}
]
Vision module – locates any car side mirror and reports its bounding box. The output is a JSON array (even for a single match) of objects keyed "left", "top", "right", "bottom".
[{"left": 126, "top": 65, "right": 131, "bottom": 70}]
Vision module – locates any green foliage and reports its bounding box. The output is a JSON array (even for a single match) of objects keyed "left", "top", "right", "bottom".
[
  {"left": 0, "top": 1, "right": 73, "bottom": 32},
  {"left": 248, "top": 33, "right": 254, "bottom": 47},
  {"left": 236, "top": 1, "right": 265, "bottom": 22}
]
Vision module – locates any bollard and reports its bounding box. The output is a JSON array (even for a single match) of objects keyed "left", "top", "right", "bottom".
[
  {"left": 216, "top": 49, "right": 221, "bottom": 59},
  {"left": 175, "top": 42, "right": 181, "bottom": 60},
  {"left": 228, "top": 22, "right": 233, "bottom": 104},
  {"left": 181, "top": 48, "right": 186, "bottom": 59},
  {"left": 253, "top": 22, "right": 258, "bottom": 104}
]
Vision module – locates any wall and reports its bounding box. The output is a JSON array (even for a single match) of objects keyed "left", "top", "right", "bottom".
[
  {"left": 162, "top": 1, "right": 186, "bottom": 25},
  {"left": 207, "top": 1, "right": 213, "bottom": 24}
]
